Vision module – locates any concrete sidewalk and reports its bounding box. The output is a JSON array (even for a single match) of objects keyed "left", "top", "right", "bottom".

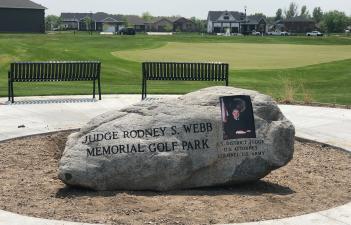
[
  {"left": 0, "top": 95, "right": 143, "bottom": 141},
  {"left": 279, "top": 105, "right": 351, "bottom": 152},
  {"left": 0, "top": 94, "right": 350, "bottom": 225},
  {"left": 1, "top": 95, "right": 350, "bottom": 153}
]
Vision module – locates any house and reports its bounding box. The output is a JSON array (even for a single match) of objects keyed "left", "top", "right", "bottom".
[
  {"left": 241, "top": 15, "right": 267, "bottom": 34},
  {"left": 0, "top": 0, "right": 46, "bottom": 33},
  {"left": 145, "top": 17, "right": 196, "bottom": 32},
  {"left": 146, "top": 17, "right": 174, "bottom": 32},
  {"left": 61, "top": 12, "right": 125, "bottom": 32},
  {"left": 207, "top": 11, "right": 267, "bottom": 34},
  {"left": 124, "top": 15, "right": 146, "bottom": 32},
  {"left": 170, "top": 17, "right": 196, "bottom": 32},
  {"left": 275, "top": 17, "right": 316, "bottom": 33}
]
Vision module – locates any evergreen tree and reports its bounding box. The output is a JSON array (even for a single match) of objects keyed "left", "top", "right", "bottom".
[
  {"left": 275, "top": 8, "right": 283, "bottom": 21},
  {"left": 313, "top": 7, "right": 323, "bottom": 23},
  {"left": 285, "top": 2, "right": 298, "bottom": 19},
  {"left": 300, "top": 5, "right": 310, "bottom": 18}
]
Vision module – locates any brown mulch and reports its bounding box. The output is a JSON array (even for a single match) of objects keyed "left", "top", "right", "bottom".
[{"left": 0, "top": 131, "right": 350, "bottom": 225}]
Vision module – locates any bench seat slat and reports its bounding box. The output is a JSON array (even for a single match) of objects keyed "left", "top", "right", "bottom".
[
  {"left": 10, "top": 62, "right": 100, "bottom": 81},
  {"left": 8, "top": 61, "right": 102, "bottom": 103},
  {"left": 141, "top": 62, "right": 229, "bottom": 100},
  {"left": 142, "top": 62, "right": 229, "bottom": 81}
]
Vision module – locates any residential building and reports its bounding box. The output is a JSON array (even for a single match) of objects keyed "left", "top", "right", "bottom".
[
  {"left": 61, "top": 12, "right": 125, "bottom": 32},
  {"left": 171, "top": 17, "right": 196, "bottom": 32},
  {"left": 275, "top": 17, "right": 316, "bottom": 33},
  {"left": 145, "top": 17, "right": 196, "bottom": 32},
  {"left": 145, "top": 17, "right": 174, "bottom": 32},
  {"left": 125, "top": 15, "right": 146, "bottom": 32},
  {"left": 207, "top": 11, "right": 267, "bottom": 34},
  {"left": 0, "top": 0, "right": 46, "bottom": 33}
]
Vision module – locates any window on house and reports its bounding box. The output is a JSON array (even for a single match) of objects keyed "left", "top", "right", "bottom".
[{"left": 224, "top": 16, "right": 229, "bottom": 20}]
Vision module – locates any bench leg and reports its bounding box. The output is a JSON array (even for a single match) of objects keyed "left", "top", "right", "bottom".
[
  {"left": 93, "top": 80, "right": 96, "bottom": 99},
  {"left": 142, "top": 79, "right": 147, "bottom": 100},
  {"left": 141, "top": 79, "right": 145, "bottom": 100},
  {"left": 11, "top": 82, "right": 14, "bottom": 103},
  {"left": 144, "top": 80, "right": 147, "bottom": 100},
  {"left": 8, "top": 80, "right": 10, "bottom": 102},
  {"left": 98, "top": 77, "right": 102, "bottom": 100}
]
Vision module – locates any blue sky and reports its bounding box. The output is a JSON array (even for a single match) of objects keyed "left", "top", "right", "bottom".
[{"left": 35, "top": 0, "right": 351, "bottom": 18}]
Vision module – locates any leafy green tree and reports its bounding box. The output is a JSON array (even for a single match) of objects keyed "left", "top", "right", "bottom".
[
  {"left": 265, "top": 17, "right": 275, "bottom": 25},
  {"left": 142, "top": 12, "right": 153, "bottom": 22},
  {"left": 45, "top": 15, "right": 61, "bottom": 31},
  {"left": 190, "top": 17, "right": 206, "bottom": 32},
  {"left": 275, "top": 8, "right": 283, "bottom": 21},
  {"left": 250, "top": 13, "right": 267, "bottom": 19},
  {"left": 285, "top": 2, "right": 298, "bottom": 19},
  {"left": 83, "top": 17, "right": 94, "bottom": 35},
  {"left": 122, "top": 16, "right": 131, "bottom": 27},
  {"left": 163, "top": 23, "right": 173, "bottom": 32},
  {"left": 321, "top": 10, "right": 349, "bottom": 33},
  {"left": 300, "top": 5, "right": 310, "bottom": 18},
  {"left": 313, "top": 7, "right": 323, "bottom": 23}
]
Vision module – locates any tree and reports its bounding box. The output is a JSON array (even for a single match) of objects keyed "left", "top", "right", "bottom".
[
  {"left": 45, "top": 15, "right": 61, "bottom": 31},
  {"left": 300, "top": 5, "right": 310, "bottom": 18},
  {"left": 321, "top": 10, "right": 349, "bottom": 33},
  {"left": 122, "top": 15, "right": 131, "bottom": 27},
  {"left": 83, "top": 17, "right": 94, "bottom": 35},
  {"left": 285, "top": 2, "right": 298, "bottom": 19},
  {"left": 250, "top": 13, "right": 267, "bottom": 19},
  {"left": 190, "top": 17, "right": 206, "bottom": 33},
  {"left": 275, "top": 8, "right": 283, "bottom": 21},
  {"left": 142, "top": 12, "right": 153, "bottom": 22},
  {"left": 313, "top": 7, "right": 323, "bottom": 23},
  {"left": 163, "top": 23, "right": 173, "bottom": 32}
]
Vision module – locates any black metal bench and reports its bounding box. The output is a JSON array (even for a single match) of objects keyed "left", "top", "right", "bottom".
[
  {"left": 8, "top": 61, "right": 101, "bottom": 103},
  {"left": 141, "top": 62, "right": 229, "bottom": 100}
]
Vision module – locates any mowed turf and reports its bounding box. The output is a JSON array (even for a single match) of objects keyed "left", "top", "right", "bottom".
[
  {"left": 0, "top": 33, "right": 350, "bottom": 105},
  {"left": 113, "top": 42, "right": 351, "bottom": 69}
]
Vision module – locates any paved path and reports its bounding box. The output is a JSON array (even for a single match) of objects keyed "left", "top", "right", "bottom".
[
  {"left": 0, "top": 95, "right": 350, "bottom": 225},
  {"left": 279, "top": 105, "right": 351, "bottom": 152}
]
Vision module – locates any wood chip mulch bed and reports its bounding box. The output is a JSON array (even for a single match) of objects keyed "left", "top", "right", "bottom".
[{"left": 0, "top": 131, "right": 350, "bottom": 225}]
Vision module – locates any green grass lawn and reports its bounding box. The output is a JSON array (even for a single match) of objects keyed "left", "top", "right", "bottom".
[{"left": 0, "top": 32, "right": 350, "bottom": 105}]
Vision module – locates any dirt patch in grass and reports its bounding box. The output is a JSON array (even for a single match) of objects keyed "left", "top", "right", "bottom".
[
  {"left": 0, "top": 54, "right": 15, "bottom": 65},
  {"left": 0, "top": 131, "right": 350, "bottom": 225}
]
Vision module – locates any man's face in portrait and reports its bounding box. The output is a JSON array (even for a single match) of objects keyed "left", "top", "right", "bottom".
[{"left": 232, "top": 109, "right": 240, "bottom": 120}]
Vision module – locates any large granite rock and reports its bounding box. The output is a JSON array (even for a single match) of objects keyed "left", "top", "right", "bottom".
[{"left": 58, "top": 87, "right": 295, "bottom": 191}]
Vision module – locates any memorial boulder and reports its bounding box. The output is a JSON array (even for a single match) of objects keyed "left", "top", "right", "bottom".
[{"left": 58, "top": 86, "right": 295, "bottom": 191}]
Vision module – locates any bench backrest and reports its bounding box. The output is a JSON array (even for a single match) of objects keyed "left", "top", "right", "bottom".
[
  {"left": 9, "top": 61, "right": 101, "bottom": 82},
  {"left": 142, "top": 62, "right": 229, "bottom": 81}
]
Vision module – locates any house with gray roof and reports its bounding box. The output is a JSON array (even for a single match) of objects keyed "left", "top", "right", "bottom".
[
  {"left": 145, "top": 17, "right": 174, "bottom": 32},
  {"left": 124, "top": 15, "right": 146, "bottom": 32},
  {"left": 171, "top": 17, "right": 196, "bottom": 32},
  {"left": 61, "top": 12, "right": 125, "bottom": 32},
  {"left": 207, "top": 11, "right": 267, "bottom": 34},
  {"left": 145, "top": 17, "right": 196, "bottom": 32},
  {"left": 0, "top": 0, "right": 46, "bottom": 33}
]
